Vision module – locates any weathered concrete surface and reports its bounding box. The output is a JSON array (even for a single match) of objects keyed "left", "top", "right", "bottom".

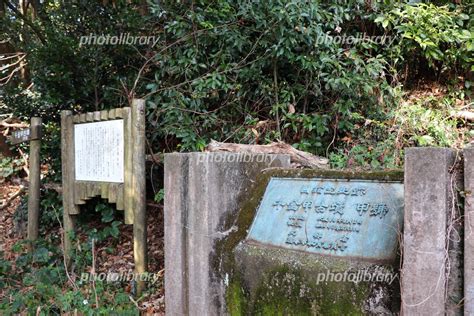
[
  {"left": 233, "top": 243, "right": 400, "bottom": 315},
  {"left": 223, "top": 169, "right": 404, "bottom": 315},
  {"left": 164, "top": 152, "right": 290, "bottom": 315},
  {"left": 402, "top": 148, "right": 458, "bottom": 315},
  {"left": 465, "top": 147, "right": 474, "bottom": 315}
]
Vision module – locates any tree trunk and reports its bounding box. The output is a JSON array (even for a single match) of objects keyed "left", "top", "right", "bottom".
[{"left": 18, "top": 0, "right": 30, "bottom": 84}]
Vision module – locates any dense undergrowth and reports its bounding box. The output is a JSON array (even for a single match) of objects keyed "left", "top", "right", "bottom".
[{"left": 0, "top": 0, "right": 472, "bottom": 314}]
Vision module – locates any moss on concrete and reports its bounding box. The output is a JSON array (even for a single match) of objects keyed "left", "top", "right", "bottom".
[
  {"left": 253, "top": 267, "right": 316, "bottom": 315},
  {"left": 226, "top": 275, "right": 248, "bottom": 316},
  {"left": 226, "top": 264, "right": 370, "bottom": 315},
  {"left": 218, "top": 168, "right": 403, "bottom": 314},
  {"left": 261, "top": 168, "right": 404, "bottom": 182}
]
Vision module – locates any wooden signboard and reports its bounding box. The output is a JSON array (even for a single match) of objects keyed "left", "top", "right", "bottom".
[
  {"left": 9, "top": 123, "right": 42, "bottom": 144},
  {"left": 61, "top": 99, "right": 146, "bottom": 293}
]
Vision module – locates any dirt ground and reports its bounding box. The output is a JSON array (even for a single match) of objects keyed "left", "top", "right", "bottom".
[
  {"left": 0, "top": 180, "right": 165, "bottom": 314},
  {"left": 0, "top": 182, "right": 22, "bottom": 261}
]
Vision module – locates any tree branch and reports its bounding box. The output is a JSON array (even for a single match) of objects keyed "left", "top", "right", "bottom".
[{"left": 4, "top": 0, "right": 46, "bottom": 44}]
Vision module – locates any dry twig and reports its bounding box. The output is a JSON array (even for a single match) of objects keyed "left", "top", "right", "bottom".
[{"left": 0, "top": 185, "right": 25, "bottom": 210}]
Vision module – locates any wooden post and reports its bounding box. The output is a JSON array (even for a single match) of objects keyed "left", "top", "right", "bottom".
[
  {"left": 27, "top": 117, "right": 41, "bottom": 242},
  {"left": 123, "top": 107, "right": 133, "bottom": 224},
  {"left": 132, "top": 99, "right": 147, "bottom": 295},
  {"left": 61, "top": 111, "right": 79, "bottom": 266}
]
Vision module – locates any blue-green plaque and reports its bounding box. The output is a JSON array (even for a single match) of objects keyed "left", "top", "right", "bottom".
[{"left": 247, "top": 177, "right": 404, "bottom": 261}]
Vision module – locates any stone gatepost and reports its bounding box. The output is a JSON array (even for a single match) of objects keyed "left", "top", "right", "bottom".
[
  {"left": 402, "top": 148, "right": 462, "bottom": 315},
  {"left": 164, "top": 152, "right": 290, "bottom": 315},
  {"left": 465, "top": 146, "right": 474, "bottom": 315}
]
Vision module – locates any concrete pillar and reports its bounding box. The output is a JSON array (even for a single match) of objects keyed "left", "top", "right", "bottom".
[
  {"left": 465, "top": 147, "right": 474, "bottom": 315},
  {"left": 401, "top": 148, "right": 457, "bottom": 315},
  {"left": 164, "top": 152, "right": 290, "bottom": 315}
]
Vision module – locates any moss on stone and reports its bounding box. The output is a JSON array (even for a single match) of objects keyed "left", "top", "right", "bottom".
[
  {"left": 226, "top": 275, "right": 248, "bottom": 316},
  {"left": 253, "top": 266, "right": 316, "bottom": 315},
  {"left": 219, "top": 167, "right": 403, "bottom": 314},
  {"left": 249, "top": 265, "right": 369, "bottom": 316},
  {"left": 261, "top": 168, "right": 404, "bottom": 182}
]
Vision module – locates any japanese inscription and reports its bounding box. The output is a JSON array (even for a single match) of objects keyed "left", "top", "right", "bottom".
[
  {"left": 9, "top": 124, "right": 42, "bottom": 145},
  {"left": 74, "top": 120, "right": 124, "bottom": 183},
  {"left": 10, "top": 128, "right": 31, "bottom": 144},
  {"left": 247, "top": 177, "right": 404, "bottom": 260}
]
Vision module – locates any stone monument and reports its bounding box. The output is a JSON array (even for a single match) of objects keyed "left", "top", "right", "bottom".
[
  {"left": 220, "top": 169, "right": 404, "bottom": 314},
  {"left": 164, "top": 152, "right": 291, "bottom": 315}
]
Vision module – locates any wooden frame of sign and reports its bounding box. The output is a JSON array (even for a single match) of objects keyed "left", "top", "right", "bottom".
[{"left": 61, "top": 99, "right": 146, "bottom": 293}]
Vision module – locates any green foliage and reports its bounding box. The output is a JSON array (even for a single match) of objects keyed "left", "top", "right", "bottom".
[
  {"left": 40, "top": 122, "right": 62, "bottom": 183},
  {"left": 4, "top": 190, "right": 133, "bottom": 314},
  {"left": 329, "top": 88, "right": 472, "bottom": 169},
  {"left": 154, "top": 188, "right": 165, "bottom": 203},
  {"left": 329, "top": 137, "right": 399, "bottom": 170},
  {"left": 1, "top": 1, "right": 151, "bottom": 112},
  {"left": 0, "top": 157, "right": 23, "bottom": 181},
  {"left": 0, "top": 1, "right": 155, "bottom": 184},
  {"left": 0, "top": 230, "right": 137, "bottom": 314},
  {"left": 39, "top": 190, "right": 63, "bottom": 231},
  {"left": 145, "top": 0, "right": 401, "bottom": 153},
  {"left": 375, "top": 3, "right": 473, "bottom": 75},
  {"left": 2, "top": 0, "right": 471, "bottom": 171},
  {"left": 396, "top": 94, "right": 469, "bottom": 148}
]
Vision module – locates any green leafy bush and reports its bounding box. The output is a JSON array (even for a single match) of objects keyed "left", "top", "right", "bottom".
[
  {"left": 2, "top": 0, "right": 471, "bottom": 167},
  {"left": 375, "top": 3, "right": 473, "bottom": 76},
  {"left": 146, "top": 0, "right": 398, "bottom": 152},
  {"left": 0, "top": 157, "right": 23, "bottom": 181}
]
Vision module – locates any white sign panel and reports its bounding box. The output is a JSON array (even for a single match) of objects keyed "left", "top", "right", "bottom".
[{"left": 74, "top": 120, "right": 124, "bottom": 183}]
